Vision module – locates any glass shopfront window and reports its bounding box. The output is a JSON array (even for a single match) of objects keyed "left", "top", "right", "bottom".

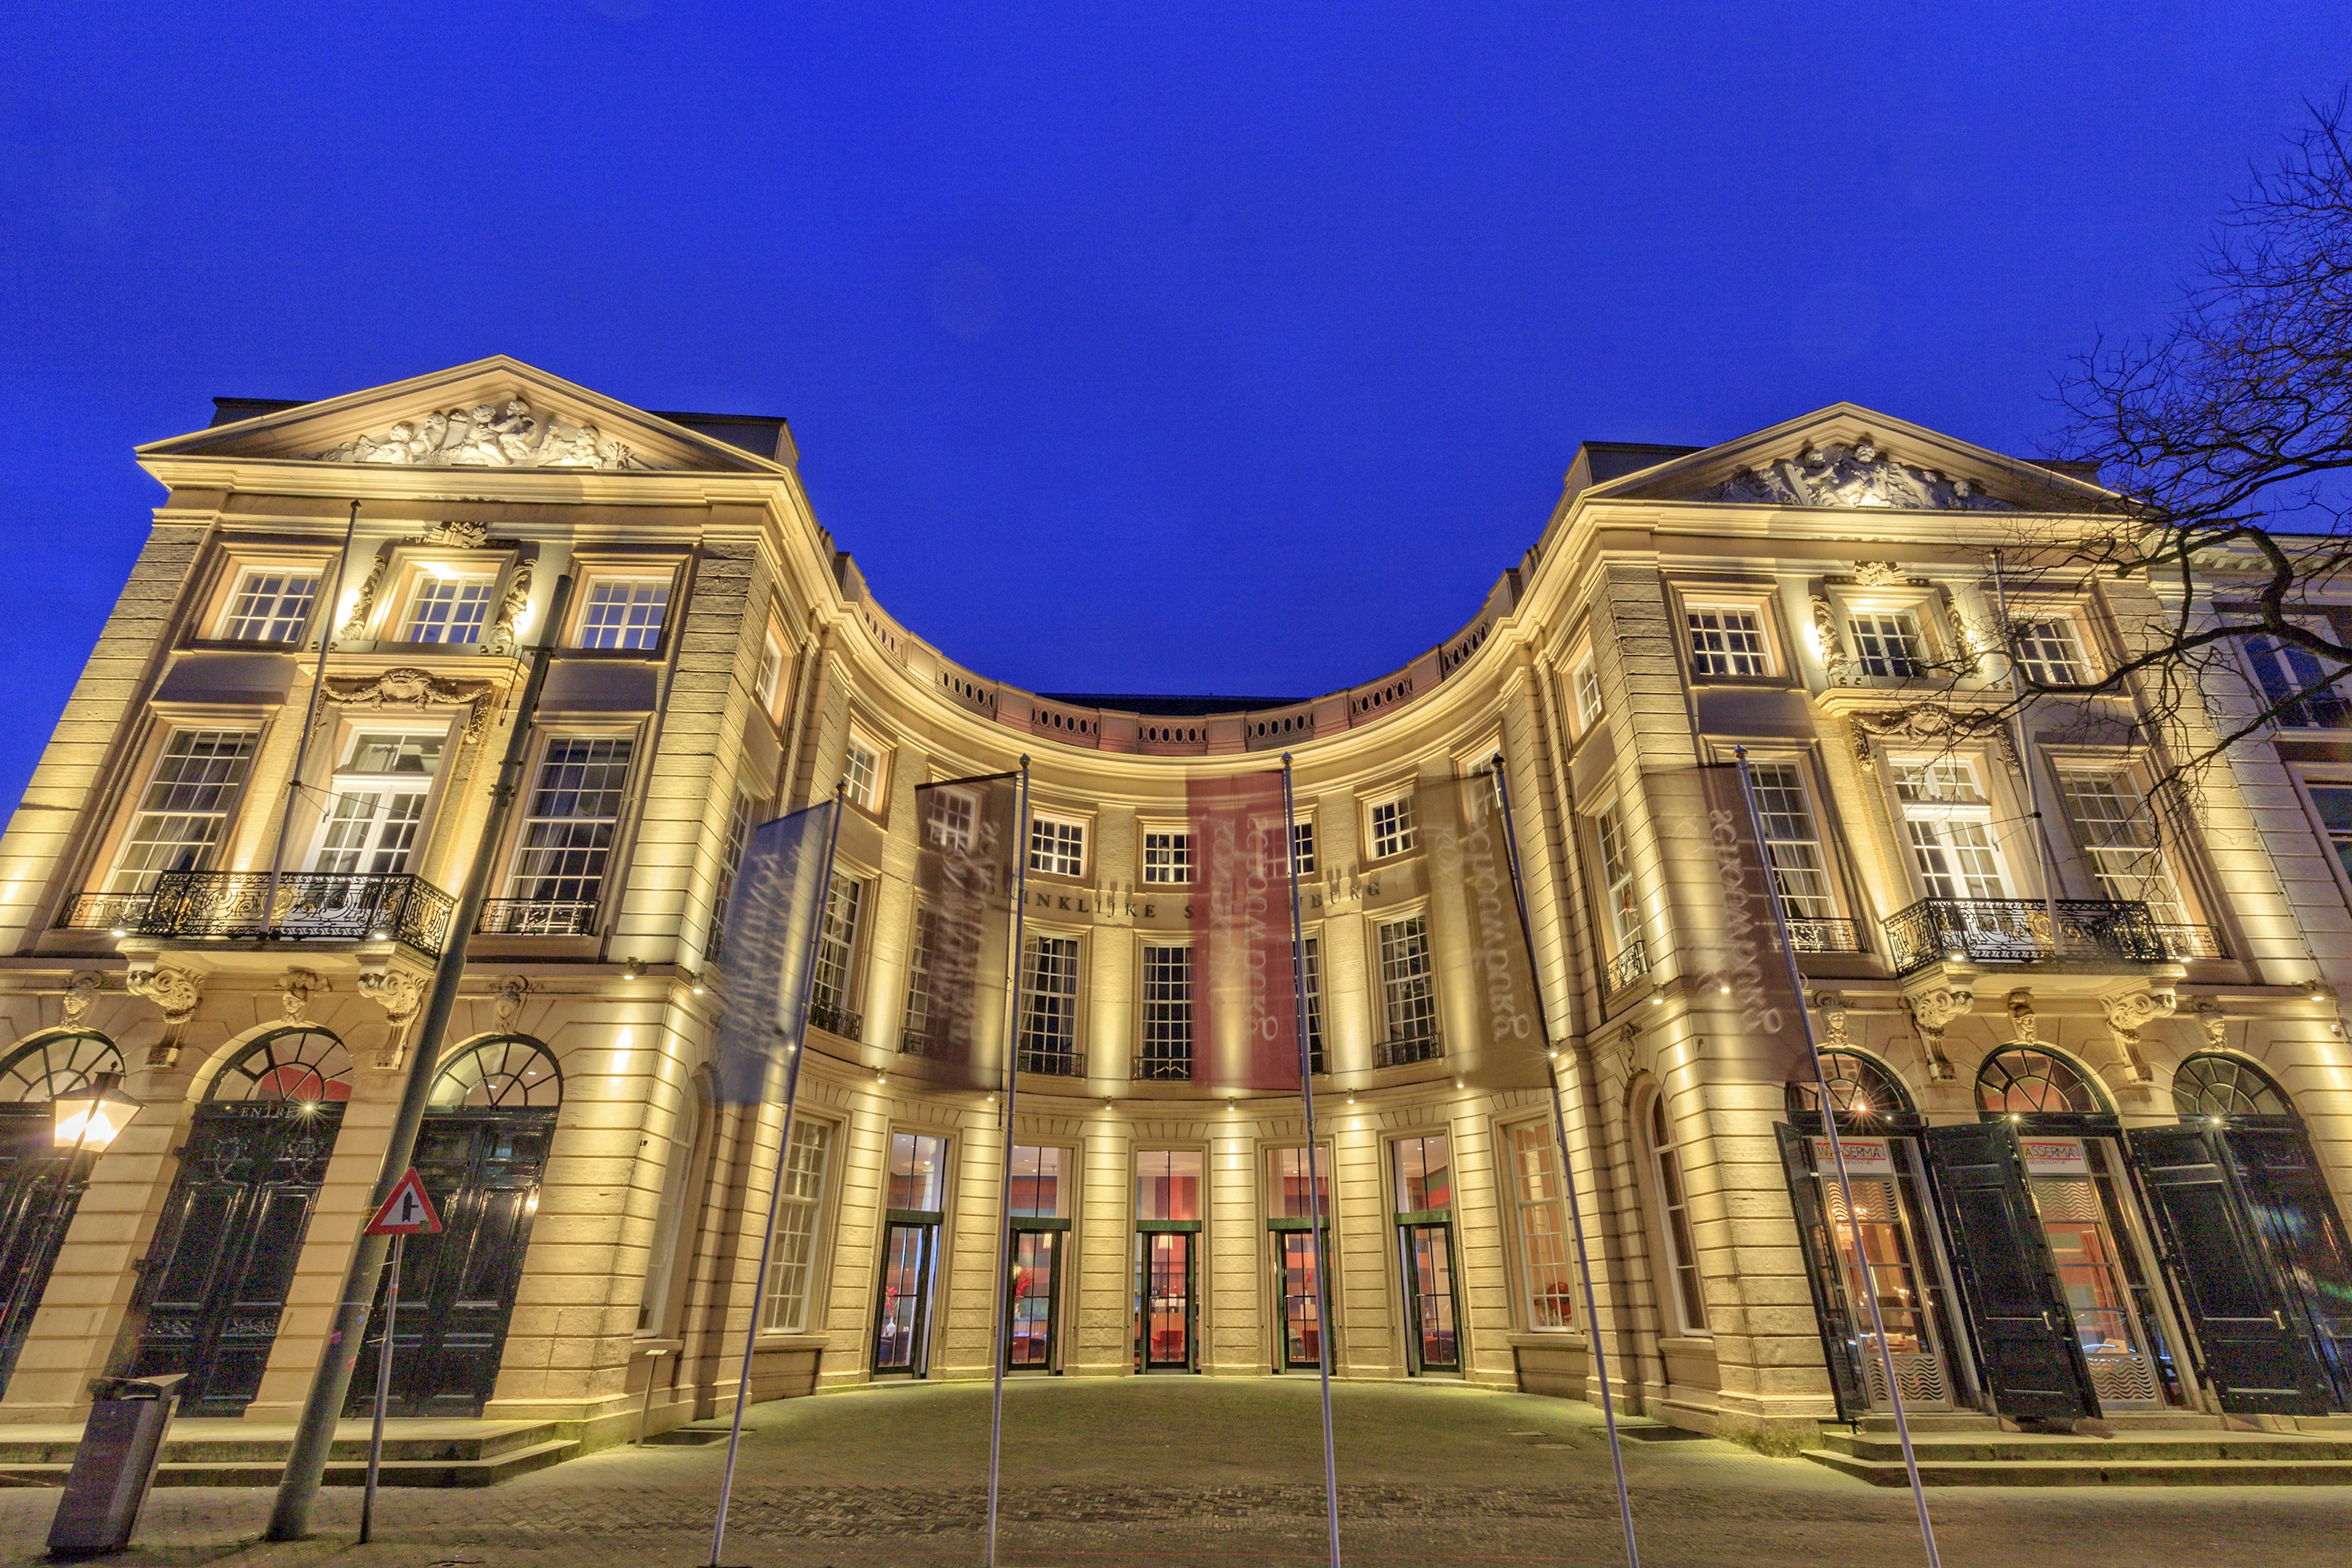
[{"left": 1136, "top": 1150, "right": 1202, "bottom": 1371}]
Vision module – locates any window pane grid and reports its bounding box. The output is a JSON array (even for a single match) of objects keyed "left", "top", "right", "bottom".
[
  {"left": 901, "top": 906, "right": 937, "bottom": 1043},
  {"left": 1595, "top": 806, "right": 1641, "bottom": 951},
  {"left": 1142, "top": 831, "right": 1192, "bottom": 884},
  {"left": 1378, "top": 916, "right": 1437, "bottom": 1044},
  {"left": 1509, "top": 1123, "right": 1576, "bottom": 1330},
  {"left": 1300, "top": 935, "right": 1325, "bottom": 1074},
  {"left": 1850, "top": 611, "right": 1928, "bottom": 677},
  {"left": 107, "top": 729, "right": 259, "bottom": 894},
  {"left": 1030, "top": 818, "right": 1085, "bottom": 877},
  {"left": 1687, "top": 608, "right": 1767, "bottom": 677},
  {"left": 810, "top": 875, "right": 862, "bottom": 1012},
  {"left": 1574, "top": 661, "right": 1604, "bottom": 728},
  {"left": 1370, "top": 796, "right": 1416, "bottom": 858},
  {"left": 843, "top": 741, "right": 880, "bottom": 808},
  {"left": 510, "top": 738, "right": 633, "bottom": 903},
  {"left": 2059, "top": 770, "right": 2188, "bottom": 922},
  {"left": 1291, "top": 819, "right": 1316, "bottom": 876},
  {"left": 1139, "top": 944, "right": 1193, "bottom": 1076},
  {"left": 1748, "top": 763, "right": 1835, "bottom": 919},
  {"left": 2015, "top": 617, "right": 2087, "bottom": 685},
  {"left": 1019, "top": 934, "right": 1082, "bottom": 1074},
  {"left": 579, "top": 579, "right": 670, "bottom": 650},
  {"left": 405, "top": 576, "right": 495, "bottom": 643},
  {"left": 763, "top": 1118, "right": 831, "bottom": 1331},
  {"left": 221, "top": 571, "right": 319, "bottom": 642}
]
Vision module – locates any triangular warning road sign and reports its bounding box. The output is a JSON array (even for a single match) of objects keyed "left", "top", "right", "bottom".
[{"left": 366, "top": 1168, "right": 444, "bottom": 1235}]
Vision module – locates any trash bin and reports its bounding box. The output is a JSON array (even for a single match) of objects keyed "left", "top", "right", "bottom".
[{"left": 45, "top": 1373, "right": 187, "bottom": 1558}]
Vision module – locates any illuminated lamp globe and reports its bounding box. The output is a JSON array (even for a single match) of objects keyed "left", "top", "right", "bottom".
[{"left": 52, "top": 1072, "right": 142, "bottom": 1154}]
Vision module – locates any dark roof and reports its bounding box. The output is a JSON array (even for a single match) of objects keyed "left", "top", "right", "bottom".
[
  {"left": 1038, "top": 693, "right": 1304, "bottom": 717},
  {"left": 208, "top": 396, "right": 796, "bottom": 464},
  {"left": 1578, "top": 441, "right": 1703, "bottom": 483}
]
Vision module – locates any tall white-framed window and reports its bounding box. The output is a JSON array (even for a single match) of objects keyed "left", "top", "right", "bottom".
[
  {"left": 1368, "top": 793, "right": 1417, "bottom": 859},
  {"left": 1376, "top": 914, "right": 1438, "bottom": 1046},
  {"left": 901, "top": 904, "right": 937, "bottom": 1046},
  {"left": 310, "top": 731, "right": 445, "bottom": 876},
  {"left": 2302, "top": 778, "right": 2352, "bottom": 884},
  {"left": 2056, "top": 766, "right": 2190, "bottom": 924},
  {"left": 1848, "top": 610, "right": 1929, "bottom": 677},
  {"left": 1644, "top": 1094, "right": 1710, "bottom": 1336},
  {"left": 1572, "top": 657, "right": 1605, "bottom": 730},
  {"left": 1506, "top": 1121, "right": 1576, "bottom": 1331},
  {"left": 217, "top": 567, "right": 321, "bottom": 643},
  {"left": 1746, "top": 761, "right": 1836, "bottom": 921},
  {"left": 2013, "top": 615, "right": 2090, "bottom": 686},
  {"left": 104, "top": 728, "right": 259, "bottom": 894},
  {"left": 638, "top": 1091, "right": 707, "bottom": 1336},
  {"left": 1137, "top": 943, "right": 1193, "bottom": 1079},
  {"left": 1298, "top": 933, "right": 1325, "bottom": 1074},
  {"left": 809, "top": 873, "right": 863, "bottom": 1030},
  {"left": 1029, "top": 815, "right": 1086, "bottom": 878},
  {"left": 1686, "top": 606, "right": 1769, "bottom": 677},
  {"left": 762, "top": 1115, "right": 833, "bottom": 1331},
  {"left": 842, "top": 732, "right": 883, "bottom": 810},
  {"left": 753, "top": 628, "right": 785, "bottom": 715},
  {"left": 1893, "top": 759, "right": 2008, "bottom": 899},
  {"left": 1291, "top": 818, "right": 1317, "bottom": 877},
  {"left": 508, "top": 737, "right": 634, "bottom": 906},
  {"left": 1593, "top": 803, "right": 1641, "bottom": 953},
  {"left": 2244, "top": 635, "right": 2352, "bottom": 728},
  {"left": 1142, "top": 829, "right": 1193, "bottom": 884},
  {"left": 709, "top": 788, "right": 758, "bottom": 944},
  {"left": 1018, "top": 933, "right": 1083, "bottom": 1075},
  {"left": 577, "top": 576, "right": 671, "bottom": 650},
  {"left": 405, "top": 571, "right": 497, "bottom": 644}
]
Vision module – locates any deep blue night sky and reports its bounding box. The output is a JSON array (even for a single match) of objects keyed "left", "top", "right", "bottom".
[{"left": 4, "top": 3, "right": 2349, "bottom": 810}]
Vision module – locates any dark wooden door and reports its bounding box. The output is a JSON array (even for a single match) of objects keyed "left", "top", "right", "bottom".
[
  {"left": 1922, "top": 1121, "right": 2096, "bottom": 1420},
  {"left": 128, "top": 1101, "right": 344, "bottom": 1415},
  {"left": 2221, "top": 1123, "right": 2352, "bottom": 1409},
  {"left": 0, "top": 1106, "right": 83, "bottom": 1399},
  {"left": 1776, "top": 1123, "right": 1869, "bottom": 1420},
  {"left": 2128, "top": 1125, "right": 2333, "bottom": 1415},
  {"left": 347, "top": 1109, "right": 554, "bottom": 1418}
]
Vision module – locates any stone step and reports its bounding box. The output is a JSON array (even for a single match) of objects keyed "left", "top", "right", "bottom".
[
  {"left": 641, "top": 1423, "right": 733, "bottom": 1447},
  {"left": 0, "top": 1418, "right": 560, "bottom": 1468},
  {"left": 0, "top": 1438, "right": 579, "bottom": 1490},
  {"left": 1815, "top": 1429, "right": 2352, "bottom": 1463},
  {"left": 1804, "top": 1446, "right": 2352, "bottom": 1487}
]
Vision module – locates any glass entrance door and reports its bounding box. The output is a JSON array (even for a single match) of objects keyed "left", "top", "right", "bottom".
[
  {"left": 1008, "top": 1228, "right": 1061, "bottom": 1370},
  {"left": 874, "top": 1221, "right": 939, "bottom": 1374},
  {"left": 1274, "top": 1230, "right": 1327, "bottom": 1370},
  {"left": 1141, "top": 1232, "right": 1194, "bottom": 1369},
  {"left": 2020, "top": 1136, "right": 2170, "bottom": 1411},
  {"left": 1399, "top": 1223, "right": 1460, "bottom": 1373},
  {"left": 310, "top": 732, "right": 444, "bottom": 876}
]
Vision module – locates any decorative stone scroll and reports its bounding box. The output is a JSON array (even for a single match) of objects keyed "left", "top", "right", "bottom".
[
  {"left": 1702, "top": 438, "right": 2016, "bottom": 511},
  {"left": 1846, "top": 706, "right": 2019, "bottom": 774},
  {"left": 1901, "top": 981, "right": 1970, "bottom": 1082},
  {"left": 357, "top": 967, "right": 426, "bottom": 1070},
  {"left": 278, "top": 968, "right": 326, "bottom": 1025},
  {"left": 320, "top": 668, "right": 501, "bottom": 743},
  {"left": 484, "top": 560, "right": 534, "bottom": 656},
  {"left": 61, "top": 970, "right": 107, "bottom": 1025},
  {"left": 2099, "top": 987, "right": 2174, "bottom": 1085},
  {"left": 127, "top": 962, "right": 204, "bottom": 1068},
  {"left": 310, "top": 396, "right": 650, "bottom": 470}
]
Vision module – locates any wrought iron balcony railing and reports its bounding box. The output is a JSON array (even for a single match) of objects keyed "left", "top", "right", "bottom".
[
  {"left": 1784, "top": 916, "right": 1864, "bottom": 954},
  {"left": 1373, "top": 1028, "right": 1444, "bottom": 1068},
  {"left": 1018, "top": 1040, "right": 1083, "bottom": 1076},
  {"left": 1131, "top": 1051, "right": 1194, "bottom": 1082},
  {"left": 807, "top": 1000, "right": 864, "bottom": 1041},
  {"left": 1604, "top": 938, "right": 1649, "bottom": 993},
  {"left": 475, "top": 898, "right": 600, "bottom": 937},
  {"left": 1884, "top": 897, "right": 2172, "bottom": 977},
  {"left": 59, "top": 871, "right": 456, "bottom": 957},
  {"left": 2152, "top": 923, "right": 2228, "bottom": 960}
]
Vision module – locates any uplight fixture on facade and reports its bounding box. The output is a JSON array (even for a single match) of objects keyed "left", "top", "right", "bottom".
[
  {"left": 51, "top": 1073, "right": 141, "bottom": 1154},
  {"left": 1648, "top": 990, "right": 1664, "bottom": 1008}
]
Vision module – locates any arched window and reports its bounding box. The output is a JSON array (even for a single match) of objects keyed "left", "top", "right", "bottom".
[
  {"left": 430, "top": 1036, "right": 562, "bottom": 1109},
  {"left": 1975, "top": 1047, "right": 2108, "bottom": 1118},
  {"left": 1785, "top": 1049, "right": 1915, "bottom": 1125},
  {"left": 0, "top": 1031, "right": 124, "bottom": 1102},
  {"left": 1642, "top": 1093, "right": 1710, "bottom": 1336},
  {"left": 208, "top": 1028, "right": 353, "bottom": 1102},
  {"left": 2172, "top": 1053, "right": 2294, "bottom": 1120}
]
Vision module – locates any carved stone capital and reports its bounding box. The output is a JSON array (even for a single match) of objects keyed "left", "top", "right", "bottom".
[
  {"left": 126, "top": 962, "right": 204, "bottom": 1068},
  {"left": 1812, "top": 992, "right": 1850, "bottom": 1050},
  {"left": 1901, "top": 982, "right": 1972, "bottom": 1081},
  {"left": 483, "top": 559, "right": 535, "bottom": 657},
  {"left": 2007, "top": 987, "right": 2038, "bottom": 1047},
  {"left": 1811, "top": 596, "right": 1847, "bottom": 676},
  {"left": 61, "top": 970, "right": 108, "bottom": 1025},
  {"left": 356, "top": 968, "right": 427, "bottom": 1071},
  {"left": 1593, "top": 1023, "right": 1639, "bottom": 1085},
  {"left": 278, "top": 967, "right": 326, "bottom": 1025},
  {"left": 491, "top": 974, "right": 531, "bottom": 1030},
  {"left": 2193, "top": 1000, "right": 2229, "bottom": 1050},
  {"left": 2099, "top": 987, "right": 2176, "bottom": 1085}
]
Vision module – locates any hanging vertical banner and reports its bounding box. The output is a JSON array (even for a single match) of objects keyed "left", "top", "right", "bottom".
[
  {"left": 1418, "top": 772, "right": 1551, "bottom": 1091},
  {"left": 1696, "top": 763, "right": 1811, "bottom": 1084},
  {"left": 904, "top": 772, "right": 1020, "bottom": 1092},
  {"left": 714, "top": 799, "right": 839, "bottom": 1104},
  {"left": 1190, "top": 771, "right": 1301, "bottom": 1091}
]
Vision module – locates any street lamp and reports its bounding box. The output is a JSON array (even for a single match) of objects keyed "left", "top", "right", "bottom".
[{"left": 51, "top": 1073, "right": 142, "bottom": 1155}]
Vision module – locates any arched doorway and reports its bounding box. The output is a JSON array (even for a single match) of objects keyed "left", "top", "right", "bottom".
[
  {"left": 127, "top": 1028, "right": 352, "bottom": 1415},
  {"left": 2130, "top": 1053, "right": 2351, "bottom": 1413},
  {"left": 1777, "top": 1050, "right": 1970, "bottom": 1417},
  {"left": 0, "top": 1031, "right": 124, "bottom": 1398},
  {"left": 347, "top": 1036, "right": 560, "bottom": 1419}
]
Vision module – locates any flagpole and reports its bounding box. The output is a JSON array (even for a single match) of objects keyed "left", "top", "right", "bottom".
[
  {"left": 1486, "top": 755, "right": 1639, "bottom": 1568},
  {"left": 1732, "top": 749, "right": 1939, "bottom": 1568},
  {"left": 710, "top": 787, "right": 845, "bottom": 1568},
  {"left": 1281, "top": 756, "right": 1343, "bottom": 1568},
  {"left": 985, "top": 759, "right": 1033, "bottom": 1568}
]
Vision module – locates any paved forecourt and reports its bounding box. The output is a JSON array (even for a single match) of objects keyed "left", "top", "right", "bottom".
[{"left": 0, "top": 1380, "right": 2344, "bottom": 1567}]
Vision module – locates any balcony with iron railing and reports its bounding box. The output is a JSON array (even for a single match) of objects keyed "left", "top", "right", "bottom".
[
  {"left": 58, "top": 870, "right": 456, "bottom": 957},
  {"left": 1373, "top": 1027, "right": 1443, "bottom": 1069},
  {"left": 1604, "top": 938, "right": 1649, "bottom": 994},
  {"left": 475, "top": 898, "right": 600, "bottom": 937},
  {"left": 1785, "top": 915, "right": 1865, "bottom": 954},
  {"left": 807, "top": 1000, "right": 864, "bottom": 1041},
  {"left": 1018, "top": 1039, "right": 1083, "bottom": 1076},
  {"left": 1131, "top": 1050, "right": 1194, "bottom": 1082},
  {"left": 1884, "top": 897, "right": 2220, "bottom": 977}
]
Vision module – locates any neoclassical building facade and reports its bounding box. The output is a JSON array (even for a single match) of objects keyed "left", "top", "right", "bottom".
[{"left": 0, "top": 359, "right": 2345, "bottom": 1461}]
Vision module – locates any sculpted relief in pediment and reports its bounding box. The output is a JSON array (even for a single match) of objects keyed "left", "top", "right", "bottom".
[
  {"left": 307, "top": 395, "right": 653, "bottom": 470},
  {"left": 1700, "top": 437, "right": 2015, "bottom": 511}
]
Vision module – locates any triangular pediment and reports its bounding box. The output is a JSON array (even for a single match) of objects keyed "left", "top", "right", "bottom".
[
  {"left": 1584, "top": 403, "right": 2113, "bottom": 514},
  {"left": 138, "top": 356, "right": 786, "bottom": 475}
]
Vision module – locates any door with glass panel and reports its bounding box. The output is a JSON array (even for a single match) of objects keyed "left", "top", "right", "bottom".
[
  {"left": 1136, "top": 1150, "right": 1201, "bottom": 1371},
  {"left": 873, "top": 1132, "right": 947, "bottom": 1376},
  {"left": 1005, "top": 1145, "right": 1068, "bottom": 1371},
  {"left": 1892, "top": 760, "right": 2029, "bottom": 956},
  {"left": 1268, "top": 1147, "right": 1331, "bottom": 1371},
  {"left": 311, "top": 733, "right": 443, "bottom": 876},
  {"left": 1393, "top": 1134, "right": 1460, "bottom": 1374}
]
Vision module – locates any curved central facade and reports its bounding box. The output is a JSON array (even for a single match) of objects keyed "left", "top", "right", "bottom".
[{"left": 2, "top": 356, "right": 2347, "bottom": 1463}]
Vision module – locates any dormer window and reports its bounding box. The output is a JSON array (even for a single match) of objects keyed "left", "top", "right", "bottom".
[{"left": 405, "top": 573, "right": 496, "bottom": 644}]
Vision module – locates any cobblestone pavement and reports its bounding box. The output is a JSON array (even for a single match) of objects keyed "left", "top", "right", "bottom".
[{"left": 2, "top": 1379, "right": 2343, "bottom": 1567}]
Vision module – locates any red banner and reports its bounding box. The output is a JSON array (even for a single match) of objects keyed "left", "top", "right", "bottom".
[{"left": 1189, "top": 771, "right": 1302, "bottom": 1091}]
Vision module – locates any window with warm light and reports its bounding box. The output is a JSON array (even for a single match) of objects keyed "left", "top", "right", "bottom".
[
  {"left": 1368, "top": 793, "right": 1416, "bottom": 859},
  {"left": 1142, "top": 829, "right": 1192, "bottom": 884},
  {"left": 218, "top": 568, "right": 320, "bottom": 643},
  {"left": 405, "top": 573, "right": 496, "bottom": 644},
  {"left": 577, "top": 578, "right": 670, "bottom": 650}
]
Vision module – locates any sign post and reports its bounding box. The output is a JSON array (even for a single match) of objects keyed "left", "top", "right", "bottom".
[{"left": 359, "top": 1169, "right": 442, "bottom": 1545}]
